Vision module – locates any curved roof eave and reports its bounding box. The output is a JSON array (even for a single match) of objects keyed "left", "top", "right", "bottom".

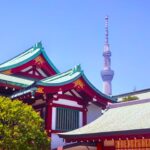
[
  {"left": 81, "top": 73, "right": 115, "bottom": 102},
  {"left": 40, "top": 47, "right": 59, "bottom": 74},
  {"left": 0, "top": 48, "right": 41, "bottom": 71},
  {"left": 0, "top": 42, "right": 60, "bottom": 73},
  {"left": 0, "top": 73, "right": 35, "bottom": 87},
  {"left": 37, "top": 72, "right": 82, "bottom": 87},
  {"left": 36, "top": 65, "right": 114, "bottom": 102}
]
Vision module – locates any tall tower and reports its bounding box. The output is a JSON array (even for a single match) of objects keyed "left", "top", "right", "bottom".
[{"left": 101, "top": 16, "right": 114, "bottom": 95}]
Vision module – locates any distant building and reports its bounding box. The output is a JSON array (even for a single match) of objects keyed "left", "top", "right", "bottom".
[
  {"left": 101, "top": 16, "right": 114, "bottom": 96},
  {"left": 114, "top": 88, "right": 150, "bottom": 102}
]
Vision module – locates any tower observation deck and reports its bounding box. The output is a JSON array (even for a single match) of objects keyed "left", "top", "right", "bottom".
[{"left": 101, "top": 16, "right": 114, "bottom": 95}]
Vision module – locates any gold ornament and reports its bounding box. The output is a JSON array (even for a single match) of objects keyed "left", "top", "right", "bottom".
[{"left": 74, "top": 79, "right": 84, "bottom": 89}]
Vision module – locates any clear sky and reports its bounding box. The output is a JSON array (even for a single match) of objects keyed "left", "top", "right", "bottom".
[{"left": 0, "top": 0, "right": 150, "bottom": 95}]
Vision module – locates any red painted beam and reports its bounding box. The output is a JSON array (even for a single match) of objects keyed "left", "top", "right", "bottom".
[
  {"left": 83, "top": 108, "right": 87, "bottom": 126},
  {"left": 52, "top": 103, "right": 84, "bottom": 112},
  {"left": 64, "top": 132, "right": 150, "bottom": 143},
  {"left": 45, "top": 100, "right": 53, "bottom": 135}
]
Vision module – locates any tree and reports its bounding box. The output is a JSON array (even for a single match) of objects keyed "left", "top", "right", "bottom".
[
  {"left": 122, "top": 95, "right": 139, "bottom": 102},
  {"left": 0, "top": 96, "right": 50, "bottom": 150}
]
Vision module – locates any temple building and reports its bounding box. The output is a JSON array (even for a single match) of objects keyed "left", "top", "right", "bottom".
[{"left": 0, "top": 42, "right": 114, "bottom": 149}]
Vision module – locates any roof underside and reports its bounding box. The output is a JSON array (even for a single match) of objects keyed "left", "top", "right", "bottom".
[
  {"left": 59, "top": 99, "right": 150, "bottom": 138},
  {"left": 0, "top": 73, "right": 34, "bottom": 87}
]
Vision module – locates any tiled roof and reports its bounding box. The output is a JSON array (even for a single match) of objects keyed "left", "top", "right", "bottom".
[
  {"left": 59, "top": 99, "right": 150, "bottom": 138},
  {"left": 0, "top": 73, "right": 34, "bottom": 87},
  {"left": 9, "top": 65, "right": 114, "bottom": 102},
  {"left": 0, "top": 42, "right": 59, "bottom": 73},
  {"left": 37, "top": 65, "right": 82, "bottom": 86},
  {"left": 37, "top": 65, "right": 114, "bottom": 102}
]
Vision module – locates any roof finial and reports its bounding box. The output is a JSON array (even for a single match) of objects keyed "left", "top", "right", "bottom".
[
  {"left": 72, "top": 64, "right": 81, "bottom": 73},
  {"left": 34, "top": 41, "right": 43, "bottom": 50},
  {"left": 105, "top": 15, "right": 109, "bottom": 44}
]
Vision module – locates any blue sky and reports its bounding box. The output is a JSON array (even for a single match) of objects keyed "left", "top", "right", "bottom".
[{"left": 0, "top": 0, "right": 150, "bottom": 95}]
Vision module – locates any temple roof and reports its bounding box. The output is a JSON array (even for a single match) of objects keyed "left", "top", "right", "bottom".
[
  {"left": 37, "top": 65, "right": 113, "bottom": 101},
  {"left": 0, "top": 42, "right": 59, "bottom": 73},
  {"left": 37, "top": 65, "right": 82, "bottom": 86},
  {"left": 9, "top": 65, "right": 114, "bottom": 103},
  {"left": 59, "top": 99, "right": 150, "bottom": 139},
  {"left": 0, "top": 73, "right": 34, "bottom": 87}
]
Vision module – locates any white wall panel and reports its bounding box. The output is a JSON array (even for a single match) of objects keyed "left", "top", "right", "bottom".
[
  {"left": 53, "top": 98, "right": 82, "bottom": 108},
  {"left": 87, "top": 103, "right": 102, "bottom": 123},
  {"left": 52, "top": 107, "right": 56, "bottom": 130}
]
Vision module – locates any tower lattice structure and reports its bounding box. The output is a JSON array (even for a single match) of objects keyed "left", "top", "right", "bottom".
[{"left": 101, "top": 16, "right": 114, "bottom": 95}]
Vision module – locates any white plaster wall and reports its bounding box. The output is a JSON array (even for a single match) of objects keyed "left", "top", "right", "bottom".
[
  {"left": 87, "top": 103, "right": 102, "bottom": 123},
  {"left": 52, "top": 107, "right": 56, "bottom": 130},
  {"left": 53, "top": 98, "right": 82, "bottom": 108},
  {"left": 51, "top": 134, "right": 73, "bottom": 149},
  {"left": 51, "top": 134, "right": 65, "bottom": 149}
]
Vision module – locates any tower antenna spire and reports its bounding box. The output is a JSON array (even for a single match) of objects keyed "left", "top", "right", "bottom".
[
  {"left": 105, "top": 15, "right": 109, "bottom": 44},
  {"left": 101, "top": 16, "right": 114, "bottom": 95}
]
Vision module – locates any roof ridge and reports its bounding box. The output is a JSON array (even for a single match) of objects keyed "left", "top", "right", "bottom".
[
  {"left": 109, "top": 98, "right": 150, "bottom": 109},
  {"left": 70, "top": 64, "right": 82, "bottom": 74},
  {"left": 0, "top": 41, "right": 60, "bottom": 74},
  {"left": 40, "top": 65, "right": 82, "bottom": 82},
  {"left": 113, "top": 88, "right": 150, "bottom": 97},
  {"left": 0, "top": 46, "right": 34, "bottom": 67},
  {"left": 81, "top": 72, "right": 115, "bottom": 102},
  {"left": 0, "top": 42, "right": 42, "bottom": 70}
]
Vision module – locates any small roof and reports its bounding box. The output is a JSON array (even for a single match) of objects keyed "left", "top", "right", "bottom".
[
  {"left": 59, "top": 99, "right": 150, "bottom": 139},
  {"left": 37, "top": 65, "right": 81, "bottom": 86},
  {"left": 37, "top": 65, "right": 113, "bottom": 102},
  {"left": 0, "top": 42, "right": 59, "bottom": 73},
  {"left": 10, "top": 65, "right": 114, "bottom": 104},
  {"left": 0, "top": 73, "right": 34, "bottom": 87}
]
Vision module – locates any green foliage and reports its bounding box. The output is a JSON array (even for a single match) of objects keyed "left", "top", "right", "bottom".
[
  {"left": 0, "top": 96, "right": 50, "bottom": 150},
  {"left": 122, "top": 95, "right": 139, "bottom": 102}
]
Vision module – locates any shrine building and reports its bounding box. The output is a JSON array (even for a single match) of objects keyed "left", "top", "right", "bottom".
[{"left": 0, "top": 42, "right": 114, "bottom": 149}]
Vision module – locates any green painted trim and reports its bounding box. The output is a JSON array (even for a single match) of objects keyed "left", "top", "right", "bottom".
[
  {"left": 0, "top": 46, "right": 33, "bottom": 70},
  {"left": 11, "top": 87, "right": 37, "bottom": 99},
  {"left": 37, "top": 72, "right": 82, "bottom": 86},
  {"left": 37, "top": 65, "right": 114, "bottom": 102},
  {"left": 81, "top": 72, "right": 116, "bottom": 102},
  {"left": 0, "top": 79, "right": 30, "bottom": 87},
  {"left": 0, "top": 42, "right": 60, "bottom": 74},
  {"left": 0, "top": 73, "right": 35, "bottom": 88},
  {"left": 0, "top": 50, "right": 41, "bottom": 71},
  {"left": 40, "top": 47, "right": 60, "bottom": 73}
]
